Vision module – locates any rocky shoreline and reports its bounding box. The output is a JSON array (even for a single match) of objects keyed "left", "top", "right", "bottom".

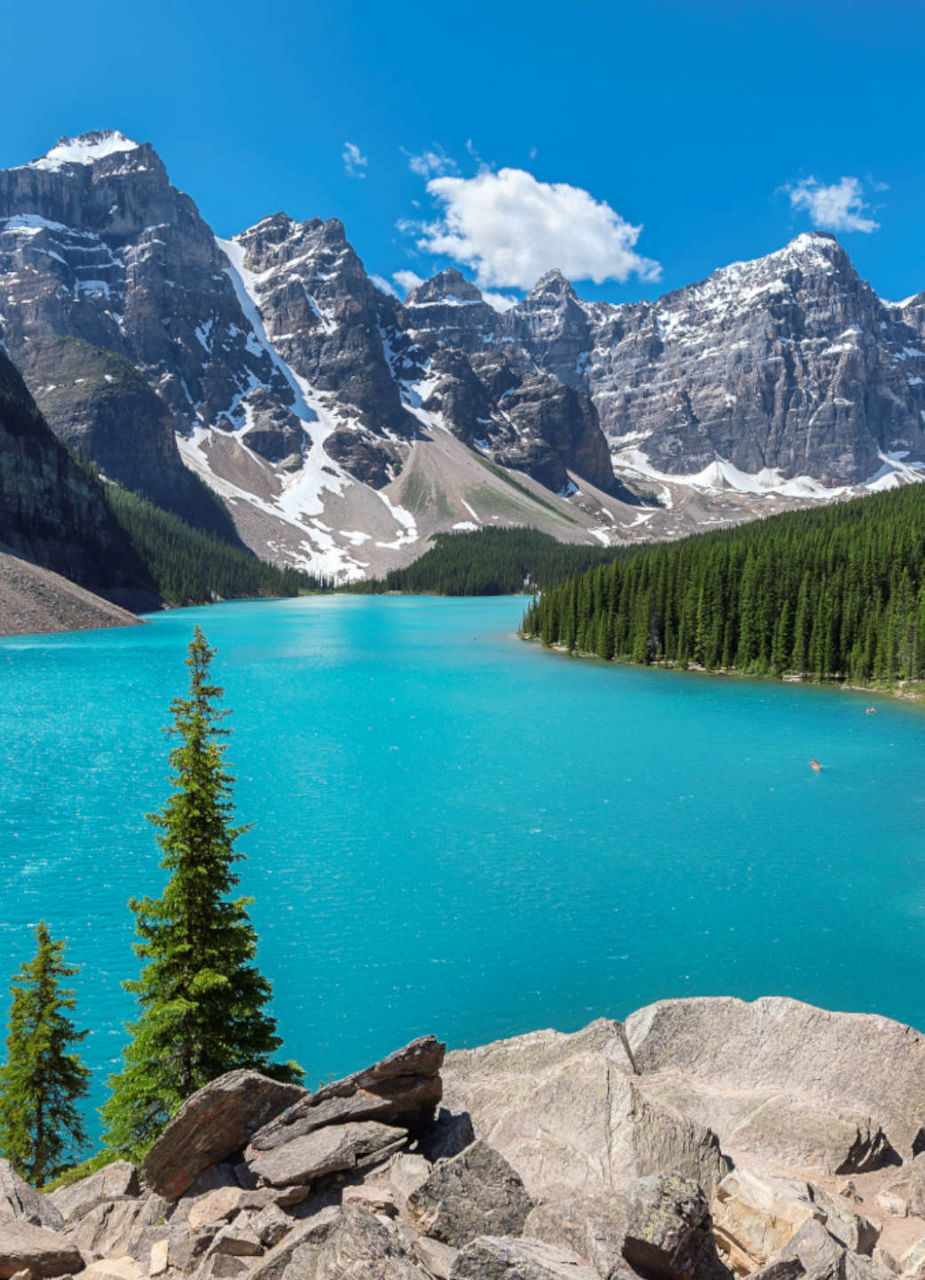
[{"left": 1, "top": 996, "right": 923, "bottom": 1280}]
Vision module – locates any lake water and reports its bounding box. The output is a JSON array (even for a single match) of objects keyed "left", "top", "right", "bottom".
[{"left": 1, "top": 595, "right": 923, "bottom": 1142}]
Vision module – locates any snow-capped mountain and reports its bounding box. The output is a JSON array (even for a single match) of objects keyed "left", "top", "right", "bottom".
[{"left": 1, "top": 131, "right": 923, "bottom": 580}]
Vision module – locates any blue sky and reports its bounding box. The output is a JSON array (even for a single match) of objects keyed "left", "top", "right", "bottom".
[{"left": 2, "top": 0, "right": 923, "bottom": 306}]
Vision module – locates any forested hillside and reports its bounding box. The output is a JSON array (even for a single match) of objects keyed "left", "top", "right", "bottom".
[
  {"left": 104, "top": 486, "right": 322, "bottom": 605},
  {"left": 353, "top": 528, "right": 628, "bottom": 596},
  {"left": 522, "top": 486, "right": 925, "bottom": 683}
]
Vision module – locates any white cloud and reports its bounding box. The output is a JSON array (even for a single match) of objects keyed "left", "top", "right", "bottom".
[
  {"left": 412, "top": 167, "right": 660, "bottom": 290},
  {"left": 405, "top": 146, "right": 456, "bottom": 178},
  {"left": 482, "top": 291, "right": 517, "bottom": 313},
  {"left": 393, "top": 269, "right": 424, "bottom": 295},
  {"left": 370, "top": 274, "right": 400, "bottom": 297},
  {"left": 788, "top": 175, "right": 879, "bottom": 233},
  {"left": 343, "top": 142, "right": 368, "bottom": 179}
]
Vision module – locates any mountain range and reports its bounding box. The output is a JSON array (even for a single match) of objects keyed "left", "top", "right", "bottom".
[{"left": 2, "top": 130, "right": 924, "bottom": 582}]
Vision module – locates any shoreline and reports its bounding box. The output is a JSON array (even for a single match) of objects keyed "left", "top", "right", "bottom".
[{"left": 522, "top": 632, "right": 925, "bottom": 704}]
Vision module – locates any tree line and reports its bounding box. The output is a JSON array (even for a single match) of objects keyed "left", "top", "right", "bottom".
[
  {"left": 350, "top": 526, "right": 629, "bottom": 596},
  {"left": 522, "top": 484, "right": 925, "bottom": 684},
  {"left": 104, "top": 484, "right": 327, "bottom": 604},
  {"left": 0, "top": 629, "right": 300, "bottom": 1184}
]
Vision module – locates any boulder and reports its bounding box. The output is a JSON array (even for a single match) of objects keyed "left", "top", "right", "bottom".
[
  {"left": 808, "top": 1183, "right": 878, "bottom": 1254},
  {"left": 80, "top": 1259, "right": 145, "bottom": 1280},
  {"left": 389, "top": 1155, "right": 433, "bottom": 1203},
  {"left": 712, "top": 1167, "right": 822, "bottom": 1274},
  {"left": 49, "top": 1160, "right": 139, "bottom": 1226},
  {"left": 142, "top": 1070, "right": 306, "bottom": 1200},
  {"left": 0, "top": 1217, "right": 84, "bottom": 1279},
  {"left": 342, "top": 1183, "right": 402, "bottom": 1217},
  {"left": 524, "top": 1195, "right": 631, "bottom": 1276},
  {"left": 150, "top": 1236, "right": 170, "bottom": 1276},
  {"left": 245, "top": 1204, "right": 342, "bottom": 1280},
  {"left": 60, "top": 1191, "right": 168, "bottom": 1257},
  {"left": 408, "top": 1141, "right": 533, "bottom": 1248},
  {"left": 247, "top": 1120, "right": 408, "bottom": 1188},
  {"left": 248, "top": 1203, "right": 293, "bottom": 1248},
  {"left": 442, "top": 1019, "right": 727, "bottom": 1205},
  {"left": 625, "top": 998, "right": 925, "bottom": 1167},
  {"left": 842, "top": 1255, "right": 898, "bottom": 1280},
  {"left": 0, "top": 1161, "right": 63, "bottom": 1231},
  {"left": 307, "top": 1204, "right": 428, "bottom": 1279},
  {"left": 412, "top": 1236, "right": 459, "bottom": 1279},
  {"left": 780, "top": 1218, "right": 845, "bottom": 1274},
  {"left": 187, "top": 1187, "right": 249, "bottom": 1232},
  {"left": 208, "top": 1221, "right": 263, "bottom": 1257},
  {"left": 621, "top": 1173, "right": 731, "bottom": 1280},
  {"left": 449, "top": 1235, "right": 600, "bottom": 1279},
  {"left": 248, "top": 1036, "right": 445, "bottom": 1154}
]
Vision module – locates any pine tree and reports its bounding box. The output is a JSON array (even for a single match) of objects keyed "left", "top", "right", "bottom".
[
  {"left": 103, "top": 627, "right": 301, "bottom": 1159},
  {"left": 0, "top": 923, "right": 89, "bottom": 1185}
]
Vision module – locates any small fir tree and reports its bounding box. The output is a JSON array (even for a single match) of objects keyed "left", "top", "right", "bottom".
[
  {"left": 103, "top": 627, "right": 300, "bottom": 1158},
  {"left": 0, "top": 922, "right": 90, "bottom": 1185}
]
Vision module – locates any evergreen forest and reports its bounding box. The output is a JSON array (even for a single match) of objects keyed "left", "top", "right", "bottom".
[
  {"left": 522, "top": 485, "right": 925, "bottom": 684},
  {"left": 104, "top": 484, "right": 324, "bottom": 605},
  {"left": 351, "top": 527, "right": 628, "bottom": 596}
]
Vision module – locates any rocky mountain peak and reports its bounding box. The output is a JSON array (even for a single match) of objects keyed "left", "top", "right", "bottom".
[
  {"left": 25, "top": 130, "right": 143, "bottom": 172},
  {"left": 525, "top": 268, "right": 579, "bottom": 302},
  {"left": 405, "top": 268, "right": 484, "bottom": 307}
]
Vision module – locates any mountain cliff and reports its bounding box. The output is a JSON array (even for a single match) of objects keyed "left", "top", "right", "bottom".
[{"left": 2, "top": 132, "right": 923, "bottom": 582}]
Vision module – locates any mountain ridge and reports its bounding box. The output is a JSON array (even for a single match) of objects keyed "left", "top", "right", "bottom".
[{"left": 1, "top": 130, "right": 923, "bottom": 582}]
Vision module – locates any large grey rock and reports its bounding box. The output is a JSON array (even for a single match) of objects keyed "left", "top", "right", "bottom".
[
  {"left": 248, "top": 1120, "right": 408, "bottom": 1187},
  {"left": 449, "top": 1235, "right": 600, "bottom": 1279},
  {"left": 0, "top": 1160, "right": 62, "bottom": 1230},
  {"left": 524, "top": 1195, "right": 631, "bottom": 1276},
  {"left": 408, "top": 1141, "right": 533, "bottom": 1247},
  {"left": 248, "top": 1036, "right": 444, "bottom": 1153},
  {"left": 442, "top": 1018, "right": 728, "bottom": 1204},
  {"left": 625, "top": 997, "right": 925, "bottom": 1168},
  {"left": 48, "top": 1159, "right": 139, "bottom": 1224},
  {"left": 61, "top": 1189, "right": 168, "bottom": 1256},
  {"left": 245, "top": 1204, "right": 342, "bottom": 1280},
  {"left": 621, "top": 1173, "right": 731, "bottom": 1280},
  {"left": 0, "top": 1216, "right": 84, "bottom": 1278},
  {"left": 780, "top": 1218, "right": 845, "bottom": 1274},
  {"left": 142, "top": 1069, "right": 306, "bottom": 1200},
  {"left": 808, "top": 1183, "right": 879, "bottom": 1254},
  {"left": 308, "top": 1204, "right": 428, "bottom": 1279}
]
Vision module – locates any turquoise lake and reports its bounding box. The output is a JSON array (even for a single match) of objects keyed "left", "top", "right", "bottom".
[{"left": 1, "top": 594, "right": 923, "bottom": 1140}]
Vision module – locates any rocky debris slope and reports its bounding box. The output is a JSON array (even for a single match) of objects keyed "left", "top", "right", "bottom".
[{"left": 3, "top": 997, "right": 924, "bottom": 1280}]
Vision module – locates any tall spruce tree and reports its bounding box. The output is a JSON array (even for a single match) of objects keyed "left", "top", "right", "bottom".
[
  {"left": 103, "top": 627, "right": 300, "bottom": 1158},
  {"left": 0, "top": 923, "right": 90, "bottom": 1185}
]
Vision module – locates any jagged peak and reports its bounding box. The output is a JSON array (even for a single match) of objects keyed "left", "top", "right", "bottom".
[
  {"left": 525, "top": 269, "right": 579, "bottom": 302},
  {"left": 25, "top": 130, "right": 143, "bottom": 173},
  {"left": 405, "top": 268, "right": 484, "bottom": 307}
]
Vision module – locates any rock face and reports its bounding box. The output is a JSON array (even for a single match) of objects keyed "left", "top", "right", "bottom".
[
  {"left": 4, "top": 132, "right": 924, "bottom": 583},
  {"left": 5, "top": 1002, "right": 925, "bottom": 1280},
  {"left": 0, "top": 346, "right": 147, "bottom": 597},
  {"left": 142, "top": 1071, "right": 307, "bottom": 1201},
  {"left": 624, "top": 996, "right": 925, "bottom": 1165}
]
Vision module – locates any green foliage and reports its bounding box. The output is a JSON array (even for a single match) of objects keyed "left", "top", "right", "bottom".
[
  {"left": 103, "top": 483, "right": 324, "bottom": 605},
  {"left": 103, "top": 628, "right": 301, "bottom": 1159},
  {"left": 351, "top": 527, "right": 629, "bottom": 596},
  {"left": 0, "top": 923, "right": 90, "bottom": 1185},
  {"left": 43, "top": 1148, "right": 118, "bottom": 1192},
  {"left": 522, "top": 485, "right": 925, "bottom": 685}
]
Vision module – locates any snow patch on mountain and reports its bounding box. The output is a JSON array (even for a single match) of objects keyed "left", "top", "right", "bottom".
[{"left": 27, "top": 131, "right": 141, "bottom": 172}]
